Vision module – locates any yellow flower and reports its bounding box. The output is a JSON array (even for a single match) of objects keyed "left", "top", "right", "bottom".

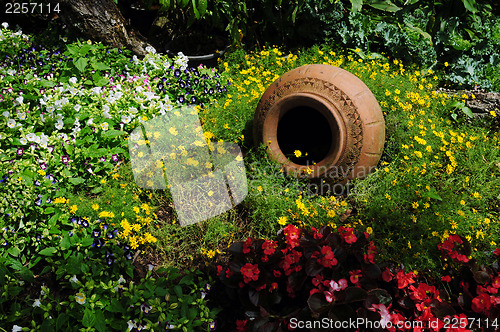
[
  {"left": 112, "top": 173, "right": 120, "bottom": 180},
  {"left": 395, "top": 89, "right": 401, "bottom": 95},
  {"left": 100, "top": 179, "right": 106, "bottom": 184},
  {"left": 490, "top": 111, "right": 497, "bottom": 117},
  {"left": 206, "top": 250, "right": 216, "bottom": 259},
  {"left": 385, "top": 193, "right": 391, "bottom": 200},
  {"left": 294, "top": 150, "right": 302, "bottom": 158},
  {"left": 144, "top": 232, "right": 157, "bottom": 243},
  {"left": 169, "top": 127, "right": 178, "bottom": 136},
  {"left": 257, "top": 186, "right": 263, "bottom": 192},
  {"left": 444, "top": 62, "right": 449, "bottom": 67},
  {"left": 133, "top": 206, "right": 140, "bottom": 214},
  {"left": 412, "top": 202, "right": 419, "bottom": 209},
  {"left": 366, "top": 227, "right": 373, "bottom": 235},
  {"left": 70, "top": 205, "right": 78, "bottom": 214},
  {"left": 460, "top": 200, "right": 465, "bottom": 205},
  {"left": 92, "top": 203, "right": 99, "bottom": 210},
  {"left": 37, "top": 169, "right": 46, "bottom": 176}
]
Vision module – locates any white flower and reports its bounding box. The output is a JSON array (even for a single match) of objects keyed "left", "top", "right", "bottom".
[
  {"left": 70, "top": 275, "right": 79, "bottom": 284},
  {"left": 128, "top": 107, "right": 138, "bottom": 114},
  {"left": 121, "top": 115, "right": 131, "bottom": 124},
  {"left": 100, "top": 122, "right": 109, "bottom": 131},
  {"left": 69, "top": 77, "right": 77, "bottom": 84},
  {"left": 74, "top": 104, "right": 81, "bottom": 112},
  {"left": 145, "top": 45, "right": 156, "bottom": 54},
  {"left": 2, "top": 111, "right": 9, "bottom": 118},
  {"left": 55, "top": 120, "right": 64, "bottom": 130},
  {"left": 103, "top": 111, "right": 112, "bottom": 119},
  {"left": 118, "top": 275, "right": 126, "bottom": 284},
  {"left": 6, "top": 69, "right": 15, "bottom": 76},
  {"left": 26, "top": 133, "right": 36, "bottom": 141},
  {"left": 12, "top": 325, "right": 22, "bottom": 332},
  {"left": 75, "top": 292, "right": 86, "bottom": 305},
  {"left": 132, "top": 55, "right": 139, "bottom": 64},
  {"left": 33, "top": 135, "right": 40, "bottom": 144},
  {"left": 92, "top": 87, "right": 102, "bottom": 95},
  {"left": 15, "top": 96, "right": 23, "bottom": 104},
  {"left": 1, "top": 22, "right": 8, "bottom": 29},
  {"left": 20, "top": 137, "right": 27, "bottom": 145},
  {"left": 33, "top": 299, "right": 41, "bottom": 307},
  {"left": 103, "top": 104, "right": 110, "bottom": 112},
  {"left": 7, "top": 118, "right": 16, "bottom": 128},
  {"left": 86, "top": 118, "right": 93, "bottom": 126},
  {"left": 127, "top": 320, "right": 136, "bottom": 331},
  {"left": 17, "top": 112, "right": 26, "bottom": 120}
]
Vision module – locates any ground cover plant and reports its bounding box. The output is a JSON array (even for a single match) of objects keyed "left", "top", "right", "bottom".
[{"left": 1, "top": 19, "right": 499, "bottom": 332}]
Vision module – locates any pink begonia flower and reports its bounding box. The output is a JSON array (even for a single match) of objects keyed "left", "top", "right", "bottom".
[{"left": 370, "top": 303, "right": 392, "bottom": 328}]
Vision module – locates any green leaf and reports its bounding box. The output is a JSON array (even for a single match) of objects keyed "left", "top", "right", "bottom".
[
  {"left": 81, "top": 238, "right": 94, "bottom": 247},
  {"left": 366, "top": 0, "right": 400, "bottom": 12},
  {"left": 461, "top": 0, "right": 477, "bottom": 13},
  {"left": 44, "top": 207, "right": 55, "bottom": 214},
  {"left": 406, "top": 23, "right": 433, "bottom": 46},
  {"left": 103, "top": 130, "right": 126, "bottom": 138},
  {"left": 82, "top": 308, "right": 96, "bottom": 327},
  {"left": 350, "top": 0, "right": 363, "bottom": 12},
  {"left": 192, "top": 0, "right": 200, "bottom": 19},
  {"left": 39, "top": 247, "right": 57, "bottom": 256},
  {"left": 174, "top": 285, "right": 183, "bottom": 297},
  {"left": 40, "top": 79, "right": 56, "bottom": 87},
  {"left": 197, "top": 0, "right": 207, "bottom": 17},
  {"left": 423, "top": 188, "right": 443, "bottom": 201},
  {"left": 69, "top": 177, "right": 85, "bottom": 185},
  {"left": 94, "top": 309, "right": 106, "bottom": 332},
  {"left": 91, "top": 62, "right": 111, "bottom": 71},
  {"left": 461, "top": 106, "right": 474, "bottom": 118},
  {"left": 19, "top": 267, "right": 34, "bottom": 282},
  {"left": 66, "top": 44, "right": 79, "bottom": 55},
  {"left": 107, "top": 299, "right": 124, "bottom": 313},
  {"left": 56, "top": 313, "right": 69, "bottom": 330},
  {"left": 74, "top": 58, "right": 88, "bottom": 72}
]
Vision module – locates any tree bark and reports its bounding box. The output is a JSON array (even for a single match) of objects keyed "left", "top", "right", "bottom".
[{"left": 58, "top": 0, "right": 151, "bottom": 57}]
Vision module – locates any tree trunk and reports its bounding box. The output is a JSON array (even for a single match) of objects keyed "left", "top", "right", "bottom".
[{"left": 58, "top": 0, "right": 151, "bottom": 57}]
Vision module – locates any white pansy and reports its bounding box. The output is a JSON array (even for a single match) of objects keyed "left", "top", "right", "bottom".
[
  {"left": 74, "top": 104, "right": 81, "bottom": 112},
  {"left": 128, "top": 107, "right": 138, "bottom": 114},
  {"left": 70, "top": 275, "right": 79, "bottom": 284},
  {"left": 55, "top": 120, "right": 64, "bottom": 130},
  {"left": 114, "top": 91, "right": 123, "bottom": 99},
  {"left": 7, "top": 118, "right": 16, "bottom": 128},
  {"left": 132, "top": 55, "right": 139, "bottom": 64},
  {"left": 33, "top": 135, "right": 40, "bottom": 144},
  {"left": 20, "top": 137, "right": 27, "bottom": 145},
  {"left": 15, "top": 96, "right": 23, "bottom": 104},
  {"left": 130, "top": 131, "right": 141, "bottom": 141},
  {"left": 103, "top": 105, "right": 110, "bottom": 112},
  {"left": 6, "top": 69, "right": 15, "bottom": 76},
  {"left": 103, "top": 111, "right": 112, "bottom": 119},
  {"left": 121, "top": 114, "right": 131, "bottom": 124},
  {"left": 100, "top": 122, "right": 109, "bottom": 131},
  {"left": 1, "top": 22, "right": 8, "bottom": 29},
  {"left": 17, "top": 112, "right": 26, "bottom": 120},
  {"left": 92, "top": 87, "right": 102, "bottom": 95},
  {"left": 26, "top": 133, "right": 36, "bottom": 141},
  {"left": 69, "top": 77, "right": 77, "bottom": 84},
  {"left": 33, "top": 299, "right": 41, "bottom": 307},
  {"left": 86, "top": 118, "right": 93, "bottom": 126},
  {"left": 2, "top": 111, "right": 9, "bottom": 117},
  {"left": 12, "top": 325, "right": 22, "bottom": 332}
]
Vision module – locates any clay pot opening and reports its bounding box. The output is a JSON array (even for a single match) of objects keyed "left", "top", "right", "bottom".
[
  {"left": 263, "top": 93, "right": 346, "bottom": 178},
  {"left": 277, "top": 105, "right": 333, "bottom": 165}
]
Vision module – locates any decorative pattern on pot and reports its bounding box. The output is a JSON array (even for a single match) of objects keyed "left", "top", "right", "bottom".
[{"left": 253, "top": 64, "right": 385, "bottom": 183}]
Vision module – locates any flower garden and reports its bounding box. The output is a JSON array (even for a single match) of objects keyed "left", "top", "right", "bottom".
[{"left": 1, "top": 8, "right": 500, "bottom": 332}]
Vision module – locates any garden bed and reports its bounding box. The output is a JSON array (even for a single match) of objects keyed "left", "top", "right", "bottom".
[{"left": 0, "top": 23, "right": 499, "bottom": 331}]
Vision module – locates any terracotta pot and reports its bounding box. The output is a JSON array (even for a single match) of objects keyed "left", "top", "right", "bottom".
[{"left": 253, "top": 64, "right": 385, "bottom": 183}]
